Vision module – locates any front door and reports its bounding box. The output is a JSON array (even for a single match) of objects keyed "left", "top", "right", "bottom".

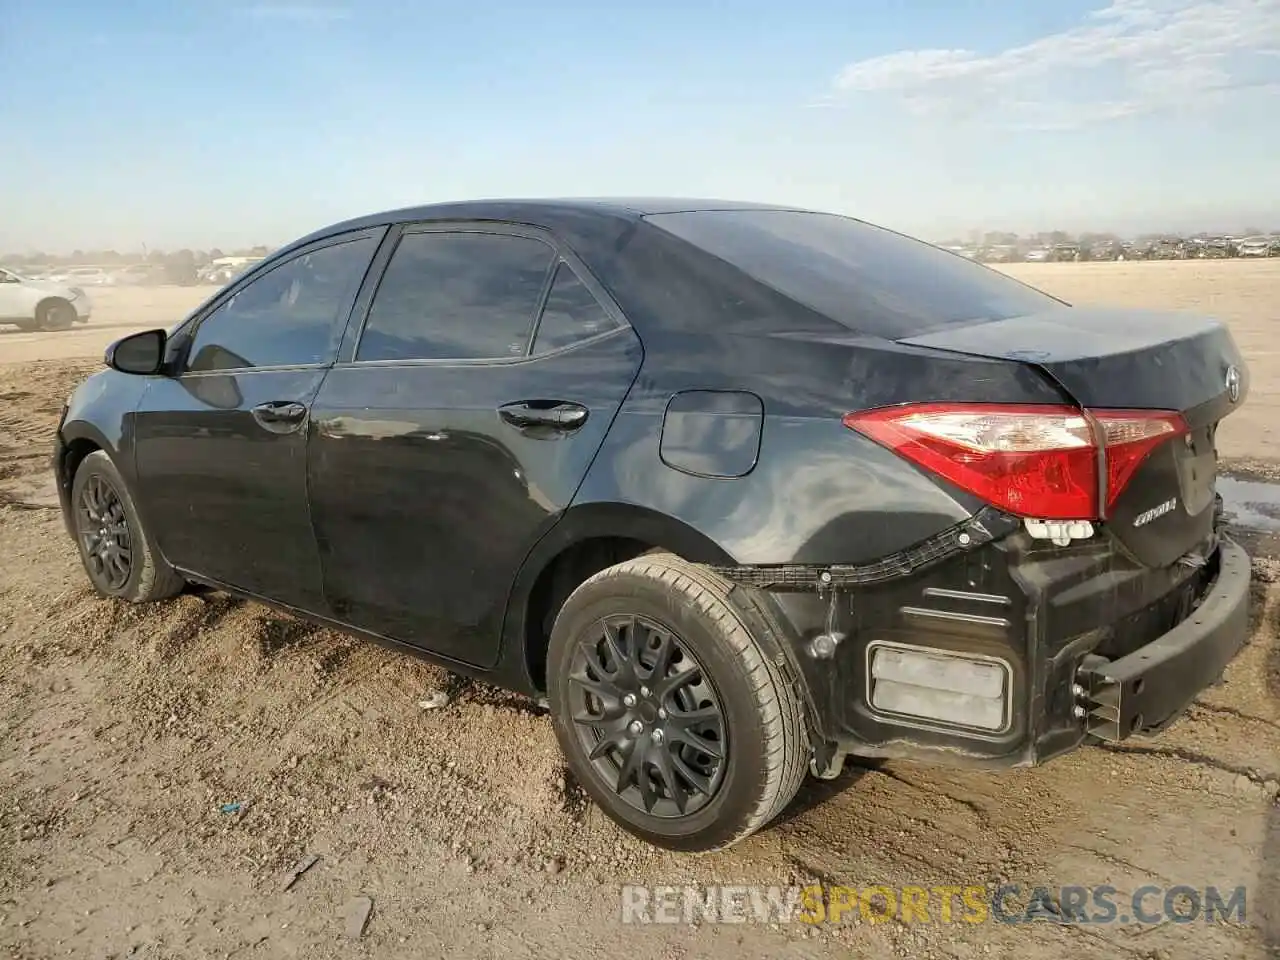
[
  {"left": 308, "top": 225, "right": 642, "bottom": 666},
  {"left": 132, "top": 230, "right": 383, "bottom": 610}
]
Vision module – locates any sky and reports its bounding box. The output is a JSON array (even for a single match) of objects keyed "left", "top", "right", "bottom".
[{"left": 2, "top": 0, "right": 1279, "bottom": 252}]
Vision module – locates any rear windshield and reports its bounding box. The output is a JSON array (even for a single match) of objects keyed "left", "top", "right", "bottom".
[{"left": 645, "top": 209, "right": 1063, "bottom": 339}]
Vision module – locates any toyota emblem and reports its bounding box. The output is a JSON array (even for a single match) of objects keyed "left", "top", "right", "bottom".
[{"left": 1225, "top": 365, "right": 1241, "bottom": 404}]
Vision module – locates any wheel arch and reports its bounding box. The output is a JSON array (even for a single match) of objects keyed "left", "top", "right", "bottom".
[
  {"left": 504, "top": 502, "right": 737, "bottom": 693},
  {"left": 56, "top": 421, "right": 116, "bottom": 491},
  {"left": 55, "top": 421, "right": 133, "bottom": 538}
]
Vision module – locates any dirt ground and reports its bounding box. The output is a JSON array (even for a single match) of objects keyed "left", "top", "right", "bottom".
[{"left": 1, "top": 261, "right": 1278, "bottom": 959}]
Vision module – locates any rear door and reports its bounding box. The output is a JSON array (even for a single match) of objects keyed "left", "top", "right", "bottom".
[
  {"left": 132, "top": 229, "right": 383, "bottom": 609},
  {"left": 308, "top": 224, "right": 642, "bottom": 667}
]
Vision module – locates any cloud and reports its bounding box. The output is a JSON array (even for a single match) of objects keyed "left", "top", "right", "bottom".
[
  {"left": 241, "top": 4, "right": 351, "bottom": 23},
  {"left": 830, "top": 0, "right": 1280, "bottom": 128}
]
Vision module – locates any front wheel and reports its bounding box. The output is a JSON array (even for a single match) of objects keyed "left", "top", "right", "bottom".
[
  {"left": 37, "top": 299, "right": 76, "bottom": 331},
  {"left": 71, "top": 451, "right": 185, "bottom": 602},
  {"left": 548, "top": 553, "right": 807, "bottom": 851}
]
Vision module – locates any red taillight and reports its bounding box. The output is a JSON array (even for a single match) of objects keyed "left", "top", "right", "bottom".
[
  {"left": 844, "top": 403, "right": 1186, "bottom": 520},
  {"left": 1093, "top": 409, "right": 1187, "bottom": 510}
]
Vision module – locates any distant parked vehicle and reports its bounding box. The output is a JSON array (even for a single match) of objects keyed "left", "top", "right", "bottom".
[
  {"left": 978, "top": 245, "right": 1017, "bottom": 264},
  {"left": 1084, "top": 240, "right": 1120, "bottom": 261},
  {"left": 111, "top": 264, "right": 169, "bottom": 285},
  {"left": 1236, "top": 236, "right": 1272, "bottom": 258},
  {"left": 200, "top": 257, "right": 267, "bottom": 286},
  {"left": 1148, "top": 239, "right": 1186, "bottom": 260},
  {"left": 1025, "top": 247, "right": 1051, "bottom": 262},
  {"left": 1051, "top": 243, "right": 1080, "bottom": 262},
  {"left": 50, "top": 266, "right": 115, "bottom": 286},
  {"left": 1191, "top": 237, "right": 1234, "bottom": 259},
  {"left": 0, "top": 267, "right": 92, "bottom": 331}
]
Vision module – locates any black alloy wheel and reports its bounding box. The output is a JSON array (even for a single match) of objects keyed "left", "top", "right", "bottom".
[
  {"left": 548, "top": 552, "right": 807, "bottom": 851},
  {"left": 69, "top": 450, "right": 185, "bottom": 603},
  {"left": 76, "top": 473, "right": 133, "bottom": 592},
  {"left": 567, "top": 614, "right": 727, "bottom": 818}
]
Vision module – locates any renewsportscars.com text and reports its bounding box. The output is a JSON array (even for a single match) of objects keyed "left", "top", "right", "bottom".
[{"left": 619, "top": 883, "right": 1248, "bottom": 925}]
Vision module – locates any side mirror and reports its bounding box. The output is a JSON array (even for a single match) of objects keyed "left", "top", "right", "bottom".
[{"left": 105, "top": 329, "right": 167, "bottom": 375}]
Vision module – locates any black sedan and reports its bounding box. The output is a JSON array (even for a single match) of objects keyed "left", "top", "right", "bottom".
[{"left": 54, "top": 199, "right": 1252, "bottom": 851}]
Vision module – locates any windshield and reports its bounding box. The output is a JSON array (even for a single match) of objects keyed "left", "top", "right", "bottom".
[{"left": 646, "top": 209, "right": 1066, "bottom": 339}]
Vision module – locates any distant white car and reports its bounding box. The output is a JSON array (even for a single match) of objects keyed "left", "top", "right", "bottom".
[
  {"left": 1025, "top": 248, "right": 1051, "bottom": 262},
  {"left": 58, "top": 266, "right": 115, "bottom": 286},
  {"left": 0, "top": 267, "right": 92, "bottom": 331},
  {"left": 1237, "top": 236, "right": 1272, "bottom": 258}
]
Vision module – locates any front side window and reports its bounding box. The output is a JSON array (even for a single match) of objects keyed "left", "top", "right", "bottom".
[
  {"left": 531, "top": 264, "right": 621, "bottom": 354},
  {"left": 186, "top": 237, "right": 376, "bottom": 372},
  {"left": 357, "top": 232, "right": 555, "bottom": 362}
]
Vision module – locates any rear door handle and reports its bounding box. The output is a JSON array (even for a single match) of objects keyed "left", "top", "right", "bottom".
[
  {"left": 498, "top": 401, "right": 589, "bottom": 433},
  {"left": 252, "top": 400, "right": 308, "bottom": 432}
]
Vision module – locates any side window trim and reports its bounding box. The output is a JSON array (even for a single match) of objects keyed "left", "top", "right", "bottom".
[
  {"left": 526, "top": 260, "right": 626, "bottom": 359},
  {"left": 341, "top": 221, "right": 633, "bottom": 368},
  {"left": 177, "top": 226, "right": 387, "bottom": 376}
]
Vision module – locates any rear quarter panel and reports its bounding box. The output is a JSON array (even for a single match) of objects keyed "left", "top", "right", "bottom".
[{"left": 572, "top": 334, "right": 1062, "bottom": 566}]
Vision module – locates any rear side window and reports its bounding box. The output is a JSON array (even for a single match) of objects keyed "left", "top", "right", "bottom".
[
  {"left": 357, "top": 232, "right": 555, "bottom": 362},
  {"left": 645, "top": 210, "right": 1062, "bottom": 339},
  {"left": 531, "top": 264, "right": 620, "bottom": 355}
]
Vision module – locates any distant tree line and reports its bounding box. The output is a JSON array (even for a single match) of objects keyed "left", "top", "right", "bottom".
[{"left": 0, "top": 246, "right": 274, "bottom": 267}]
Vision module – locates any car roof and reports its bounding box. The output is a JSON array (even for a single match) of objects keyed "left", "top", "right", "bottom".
[{"left": 294, "top": 197, "right": 808, "bottom": 248}]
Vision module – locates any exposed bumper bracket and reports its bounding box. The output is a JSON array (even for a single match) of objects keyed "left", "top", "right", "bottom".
[
  {"left": 707, "top": 507, "right": 1021, "bottom": 593},
  {"left": 1076, "top": 538, "right": 1251, "bottom": 742}
]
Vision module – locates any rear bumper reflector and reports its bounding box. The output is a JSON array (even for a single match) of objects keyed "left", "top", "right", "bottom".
[{"left": 866, "top": 641, "right": 1012, "bottom": 734}]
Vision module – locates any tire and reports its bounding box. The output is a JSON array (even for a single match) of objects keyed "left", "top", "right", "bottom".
[
  {"left": 71, "top": 450, "right": 185, "bottom": 603},
  {"left": 547, "top": 552, "right": 807, "bottom": 851},
  {"left": 37, "top": 298, "right": 76, "bottom": 331}
]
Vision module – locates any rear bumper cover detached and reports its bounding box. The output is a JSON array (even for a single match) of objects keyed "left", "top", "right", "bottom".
[
  {"left": 730, "top": 527, "right": 1252, "bottom": 770},
  {"left": 1076, "top": 538, "right": 1252, "bottom": 741}
]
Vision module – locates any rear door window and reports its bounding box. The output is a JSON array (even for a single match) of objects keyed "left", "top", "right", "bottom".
[
  {"left": 357, "top": 232, "right": 555, "bottom": 362},
  {"left": 645, "top": 209, "right": 1063, "bottom": 339}
]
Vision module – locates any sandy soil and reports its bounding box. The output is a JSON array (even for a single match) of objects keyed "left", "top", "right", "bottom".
[{"left": 1, "top": 261, "right": 1278, "bottom": 959}]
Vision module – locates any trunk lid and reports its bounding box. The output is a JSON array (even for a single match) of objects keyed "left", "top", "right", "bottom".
[{"left": 900, "top": 307, "right": 1248, "bottom": 568}]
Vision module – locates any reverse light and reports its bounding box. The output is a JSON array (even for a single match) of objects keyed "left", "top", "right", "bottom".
[
  {"left": 867, "top": 643, "right": 1010, "bottom": 733},
  {"left": 844, "top": 403, "right": 1186, "bottom": 520}
]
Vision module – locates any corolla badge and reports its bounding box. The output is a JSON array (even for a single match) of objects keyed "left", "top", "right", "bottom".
[
  {"left": 1133, "top": 497, "right": 1177, "bottom": 528},
  {"left": 1225, "top": 365, "right": 1241, "bottom": 404}
]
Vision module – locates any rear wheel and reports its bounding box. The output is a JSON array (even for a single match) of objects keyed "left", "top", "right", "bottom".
[
  {"left": 72, "top": 451, "right": 185, "bottom": 602},
  {"left": 37, "top": 299, "right": 76, "bottom": 331},
  {"left": 547, "top": 553, "right": 807, "bottom": 851}
]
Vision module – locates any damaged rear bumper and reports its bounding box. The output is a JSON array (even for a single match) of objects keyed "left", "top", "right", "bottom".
[
  {"left": 1076, "top": 538, "right": 1251, "bottom": 741},
  {"left": 714, "top": 516, "right": 1252, "bottom": 771}
]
